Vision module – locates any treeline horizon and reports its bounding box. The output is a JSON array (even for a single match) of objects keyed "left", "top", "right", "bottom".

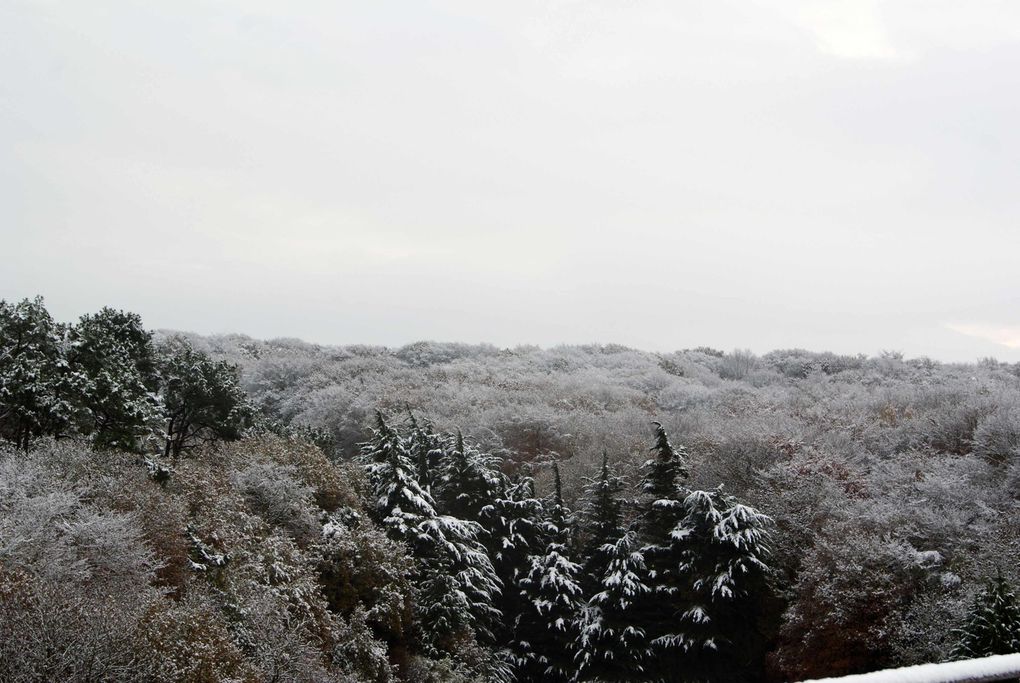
[{"left": 156, "top": 332, "right": 1015, "bottom": 371}]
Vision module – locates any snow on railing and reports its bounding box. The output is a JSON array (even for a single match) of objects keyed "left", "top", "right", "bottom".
[{"left": 802, "top": 653, "right": 1020, "bottom": 683}]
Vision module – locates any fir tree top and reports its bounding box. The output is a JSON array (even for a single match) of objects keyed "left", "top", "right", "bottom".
[
  {"left": 640, "top": 421, "right": 690, "bottom": 501},
  {"left": 582, "top": 453, "right": 625, "bottom": 539},
  {"left": 359, "top": 411, "right": 438, "bottom": 524},
  {"left": 405, "top": 408, "right": 443, "bottom": 491},
  {"left": 436, "top": 428, "right": 507, "bottom": 521},
  {"left": 547, "top": 461, "right": 573, "bottom": 547}
]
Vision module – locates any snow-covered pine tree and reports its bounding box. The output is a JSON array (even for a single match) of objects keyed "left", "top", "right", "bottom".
[
  {"left": 66, "top": 307, "right": 162, "bottom": 451},
  {"left": 416, "top": 564, "right": 475, "bottom": 645},
  {"left": 359, "top": 413, "right": 503, "bottom": 651},
  {"left": 579, "top": 451, "right": 627, "bottom": 598},
  {"left": 575, "top": 529, "right": 652, "bottom": 682},
  {"left": 360, "top": 411, "right": 435, "bottom": 531},
  {"left": 156, "top": 336, "right": 254, "bottom": 457},
  {"left": 0, "top": 297, "right": 71, "bottom": 449},
  {"left": 512, "top": 463, "right": 584, "bottom": 681},
  {"left": 636, "top": 421, "right": 694, "bottom": 679},
  {"left": 671, "top": 487, "right": 772, "bottom": 681},
  {"left": 641, "top": 421, "right": 690, "bottom": 540},
  {"left": 436, "top": 430, "right": 507, "bottom": 523},
  {"left": 952, "top": 574, "right": 1020, "bottom": 659},
  {"left": 405, "top": 410, "right": 444, "bottom": 493},
  {"left": 479, "top": 474, "right": 547, "bottom": 646}
]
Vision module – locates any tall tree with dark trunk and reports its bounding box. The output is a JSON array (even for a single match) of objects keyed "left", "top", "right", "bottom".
[{"left": 157, "top": 336, "right": 254, "bottom": 457}]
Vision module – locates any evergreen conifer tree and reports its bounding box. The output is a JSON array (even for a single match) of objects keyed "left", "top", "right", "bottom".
[
  {"left": 156, "top": 336, "right": 254, "bottom": 457},
  {"left": 575, "top": 529, "right": 652, "bottom": 682},
  {"left": 579, "top": 451, "right": 627, "bottom": 598},
  {"left": 359, "top": 413, "right": 502, "bottom": 651},
  {"left": 361, "top": 411, "right": 436, "bottom": 531},
  {"left": 635, "top": 424, "right": 773, "bottom": 681},
  {"left": 436, "top": 430, "right": 506, "bottom": 522},
  {"left": 405, "top": 410, "right": 444, "bottom": 493},
  {"left": 513, "top": 464, "right": 584, "bottom": 681},
  {"left": 671, "top": 487, "right": 772, "bottom": 681},
  {"left": 0, "top": 297, "right": 71, "bottom": 449},
  {"left": 67, "top": 307, "right": 162, "bottom": 451},
  {"left": 641, "top": 421, "right": 690, "bottom": 540},
  {"left": 953, "top": 575, "right": 1020, "bottom": 659},
  {"left": 636, "top": 422, "right": 694, "bottom": 679},
  {"left": 479, "top": 475, "right": 547, "bottom": 646}
]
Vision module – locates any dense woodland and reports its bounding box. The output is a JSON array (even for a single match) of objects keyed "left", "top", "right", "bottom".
[{"left": 3, "top": 296, "right": 1020, "bottom": 682}]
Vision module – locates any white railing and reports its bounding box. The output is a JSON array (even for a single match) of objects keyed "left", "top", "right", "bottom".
[{"left": 802, "top": 653, "right": 1020, "bottom": 683}]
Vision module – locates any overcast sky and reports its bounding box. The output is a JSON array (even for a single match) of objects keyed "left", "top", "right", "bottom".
[{"left": 3, "top": 1, "right": 1020, "bottom": 361}]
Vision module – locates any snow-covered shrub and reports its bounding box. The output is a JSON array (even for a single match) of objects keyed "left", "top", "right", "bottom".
[
  {"left": 775, "top": 529, "right": 931, "bottom": 680},
  {"left": 762, "top": 348, "right": 819, "bottom": 379},
  {"left": 917, "top": 391, "right": 986, "bottom": 455},
  {"left": 318, "top": 510, "right": 415, "bottom": 648},
  {"left": 232, "top": 460, "right": 319, "bottom": 542},
  {"left": 0, "top": 446, "right": 159, "bottom": 588},
  {"left": 889, "top": 585, "right": 968, "bottom": 667},
  {"left": 394, "top": 341, "right": 499, "bottom": 367},
  {"left": 0, "top": 434, "right": 408, "bottom": 682},
  {"left": 0, "top": 568, "right": 162, "bottom": 683},
  {"left": 971, "top": 407, "right": 1020, "bottom": 463},
  {"left": 132, "top": 592, "right": 249, "bottom": 682},
  {"left": 718, "top": 348, "right": 759, "bottom": 380}
]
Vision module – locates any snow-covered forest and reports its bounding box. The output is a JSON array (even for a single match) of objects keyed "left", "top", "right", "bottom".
[{"left": 3, "top": 296, "right": 1020, "bottom": 682}]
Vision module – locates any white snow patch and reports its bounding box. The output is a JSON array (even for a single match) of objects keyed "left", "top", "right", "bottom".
[{"left": 801, "top": 652, "right": 1020, "bottom": 683}]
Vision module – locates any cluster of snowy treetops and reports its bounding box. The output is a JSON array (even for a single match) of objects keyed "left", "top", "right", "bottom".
[
  {"left": 4, "top": 297, "right": 1020, "bottom": 681},
  {"left": 0, "top": 297, "right": 253, "bottom": 455},
  {"left": 357, "top": 412, "right": 772, "bottom": 682}
]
